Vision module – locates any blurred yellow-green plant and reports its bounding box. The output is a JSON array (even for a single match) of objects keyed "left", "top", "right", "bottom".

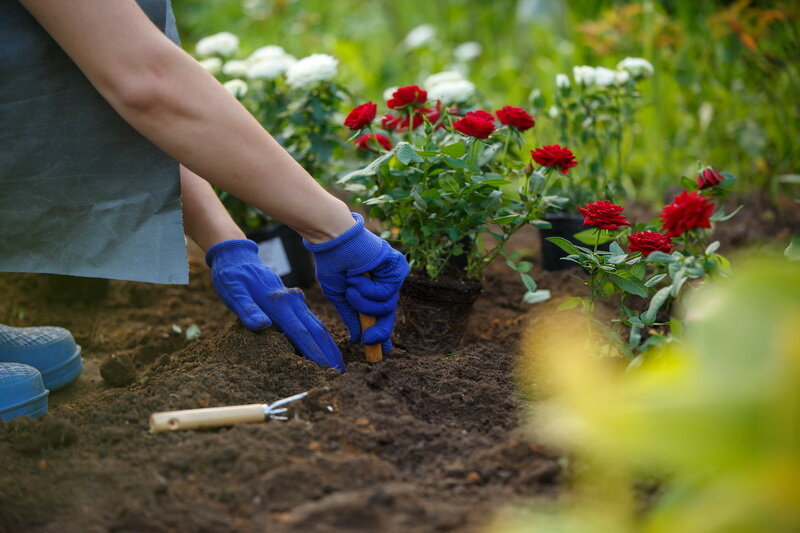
[
  {"left": 498, "top": 256, "right": 800, "bottom": 532},
  {"left": 172, "top": 0, "right": 800, "bottom": 201}
]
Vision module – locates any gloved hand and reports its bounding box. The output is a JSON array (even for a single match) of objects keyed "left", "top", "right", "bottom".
[
  {"left": 304, "top": 213, "right": 409, "bottom": 352},
  {"left": 206, "top": 239, "right": 343, "bottom": 372}
]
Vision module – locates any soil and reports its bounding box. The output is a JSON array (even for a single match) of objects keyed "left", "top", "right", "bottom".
[{"left": 0, "top": 193, "right": 797, "bottom": 532}]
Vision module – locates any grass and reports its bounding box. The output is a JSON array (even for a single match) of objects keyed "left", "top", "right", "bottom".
[{"left": 172, "top": 0, "right": 800, "bottom": 203}]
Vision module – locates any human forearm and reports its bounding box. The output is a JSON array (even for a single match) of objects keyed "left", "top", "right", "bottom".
[
  {"left": 20, "top": 0, "right": 354, "bottom": 243},
  {"left": 180, "top": 166, "right": 245, "bottom": 251}
]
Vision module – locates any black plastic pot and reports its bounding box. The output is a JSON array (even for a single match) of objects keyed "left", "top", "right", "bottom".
[
  {"left": 539, "top": 213, "right": 609, "bottom": 271},
  {"left": 245, "top": 223, "right": 315, "bottom": 288}
]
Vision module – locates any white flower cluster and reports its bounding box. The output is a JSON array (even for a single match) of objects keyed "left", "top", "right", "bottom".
[
  {"left": 223, "top": 79, "right": 249, "bottom": 98},
  {"left": 616, "top": 57, "right": 655, "bottom": 79},
  {"left": 285, "top": 54, "right": 339, "bottom": 89},
  {"left": 562, "top": 57, "right": 653, "bottom": 89},
  {"left": 195, "top": 32, "right": 239, "bottom": 57},
  {"left": 424, "top": 71, "right": 476, "bottom": 104},
  {"left": 454, "top": 41, "right": 482, "bottom": 63},
  {"left": 404, "top": 24, "right": 436, "bottom": 49},
  {"left": 246, "top": 46, "right": 297, "bottom": 80}
]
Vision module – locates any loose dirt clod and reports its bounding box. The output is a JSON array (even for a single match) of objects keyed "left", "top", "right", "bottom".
[
  {"left": 1, "top": 417, "right": 77, "bottom": 455},
  {"left": 100, "top": 352, "right": 137, "bottom": 387}
]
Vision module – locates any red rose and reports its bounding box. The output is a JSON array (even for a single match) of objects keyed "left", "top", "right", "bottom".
[
  {"left": 344, "top": 102, "right": 377, "bottom": 130},
  {"left": 453, "top": 111, "right": 496, "bottom": 139},
  {"left": 355, "top": 133, "right": 392, "bottom": 152},
  {"left": 465, "top": 110, "right": 494, "bottom": 122},
  {"left": 387, "top": 85, "right": 428, "bottom": 109},
  {"left": 697, "top": 167, "right": 724, "bottom": 190},
  {"left": 531, "top": 144, "right": 578, "bottom": 174},
  {"left": 381, "top": 111, "right": 427, "bottom": 132},
  {"left": 496, "top": 106, "right": 535, "bottom": 131},
  {"left": 627, "top": 231, "right": 674, "bottom": 256},
  {"left": 578, "top": 200, "right": 631, "bottom": 230},
  {"left": 660, "top": 191, "right": 715, "bottom": 237}
]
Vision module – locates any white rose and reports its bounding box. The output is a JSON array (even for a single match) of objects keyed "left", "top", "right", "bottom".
[
  {"left": 423, "top": 71, "right": 465, "bottom": 90},
  {"left": 593, "top": 66, "right": 617, "bottom": 86},
  {"left": 222, "top": 60, "right": 250, "bottom": 77},
  {"left": 198, "top": 57, "right": 222, "bottom": 75},
  {"left": 555, "top": 73, "right": 571, "bottom": 89},
  {"left": 428, "top": 79, "right": 476, "bottom": 104},
  {"left": 249, "top": 45, "right": 288, "bottom": 61},
  {"left": 614, "top": 69, "right": 631, "bottom": 86},
  {"left": 454, "top": 41, "right": 482, "bottom": 62},
  {"left": 616, "top": 57, "right": 655, "bottom": 79},
  {"left": 383, "top": 86, "right": 399, "bottom": 102},
  {"left": 195, "top": 32, "right": 239, "bottom": 57},
  {"left": 572, "top": 65, "right": 595, "bottom": 86},
  {"left": 404, "top": 24, "right": 436, "bottom": 49},
  {"left": 285, "top": 54, "right": 338, "bottom": 88},
  {"left": 223, "top": 79, "right": 249, "bottom": 98},
  {"left": 247, "top": 57, "right": 293, "bottom": 80}
]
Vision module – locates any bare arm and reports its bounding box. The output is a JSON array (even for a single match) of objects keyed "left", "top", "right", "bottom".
[
  {"left": 19, "top": 0, "right": 354, "bottom": 244},
  {"left": 180, "top": 165, "right": 245, "bottom": 251}
]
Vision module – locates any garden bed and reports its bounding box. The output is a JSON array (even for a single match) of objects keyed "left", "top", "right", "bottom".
[{"left": 0, "top": 195, "right": 796, "bottom": 532}]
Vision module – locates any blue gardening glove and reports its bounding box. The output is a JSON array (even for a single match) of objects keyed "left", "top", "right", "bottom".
[
  {"left": 304, "top": 213, "right": 409, "bottom": 353},
  {"left": 206, "top": 239, "right": 344, "bottom": 372}
]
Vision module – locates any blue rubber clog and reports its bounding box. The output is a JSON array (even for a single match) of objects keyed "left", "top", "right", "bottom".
[
  {"left": 0, "top": 362, "right": 48, "bottom": 421},
  {"left": 0, "top": 324, "right": 83, "bottom": 390}
]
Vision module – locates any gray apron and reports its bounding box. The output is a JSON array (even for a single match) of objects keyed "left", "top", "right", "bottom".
[{"left": 0, "top": 0, "right": 188, "bottom": 284}]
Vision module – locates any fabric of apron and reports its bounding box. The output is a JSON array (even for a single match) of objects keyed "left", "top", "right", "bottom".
[{"left": 0, "top": 0, "right": 188, "bottom": 284}]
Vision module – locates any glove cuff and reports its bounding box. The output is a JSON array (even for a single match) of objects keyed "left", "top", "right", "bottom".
[
  {"left": 303, "top": 213, "right": 383, "bottom": 272},
  {"left": 205, "top": 239, "right": 260, "bottom": 269}
]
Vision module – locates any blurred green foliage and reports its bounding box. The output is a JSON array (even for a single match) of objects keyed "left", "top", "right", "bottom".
[
  {"left": 172, "top": 0, "right": 800, "bottom": 202},
  {"left": 506, "top": 256, "right": 800, "bottom": 531}
]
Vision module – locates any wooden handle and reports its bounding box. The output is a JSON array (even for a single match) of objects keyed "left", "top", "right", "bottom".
[
  {"left": 359, "top": 273, "right": 383, "bottom": 363},
  {"left": 149, "top": 404, "right": 266, "bottom": 433}
]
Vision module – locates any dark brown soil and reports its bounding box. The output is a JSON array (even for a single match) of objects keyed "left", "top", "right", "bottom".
[{"left": 0, "top": 193, "right": 796, "bottom": 532}]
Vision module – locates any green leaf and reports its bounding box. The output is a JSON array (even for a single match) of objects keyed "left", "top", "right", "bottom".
[
  {"left": 396, "top": 142, "right": 423, "bottom": 165},
  {"left": 647, "top": 251, "right": 676, "bottom": 264},
  {"left": 441, "top": 141, "right": 466, "bottom": 158},
  {"left": 573, "top": 229, "right": 614, "bottom": 246},
  {"left": 339, "top": 149, "right": 395, "bottom": 182},
  {"left": 630, "top": 262, "right": 647, "bottom": 280},
  {"left": 493, "top": 214, "right": 520, "bottom": 225},
  {"left": 710, "top": 204, "right": 743, "bottom": 222},
  {"left": 523, "top": 289, "right": 551, "bottom": 304},
  {"left": 785, "top": 235, "right": 800, "bottom": 261},
  {"left": 609, "top": 241, "right": 624, "bottom": 256},
  {"left": 363, "top": 194, "right": 394, "bottom": 206},
  {"left": 546, "top": 237, "right": 581, "bottom": 255},
  {"left": 645, "top": 273, "right": 668, "bottom": 287},
  {"left": 517, "top": 261, "right": 534, "bottom": 273},
  {"left": 608, "top": 273, "right": 648, "bottom": 298},
  {"left": 530, "top": 219, "right": 552, "bottom": 229},
  {"left": 444, "top": 156, "right": 469, "bottom": 169},
  {"left": 705, "top": 241, "right": 721, "bottom": 255},
  {"left": 557, "top": 296, "right": 582, "bottom": 311},
  {"left": 641, "top": 286, "right": 671, "bottom": 324},
  {"left": 520, "top": 273, "right": 538, "bottom": 292}
]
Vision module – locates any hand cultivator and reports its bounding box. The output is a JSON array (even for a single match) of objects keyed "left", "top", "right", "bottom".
[{"left": 149, "top": 391, "right": 308, "bottom": 433}]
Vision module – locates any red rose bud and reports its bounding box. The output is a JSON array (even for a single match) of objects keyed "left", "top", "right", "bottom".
[
  {"left": 496, "top": 106, "right": 535, "bottom": 131},
  {"left": 355, "top": 133, "right": 392, "bottom": 152},
  {"left": 344, "top": 102, "right": 377, "bottom": 130},
  {"left": 578, "top": 200, "right": 631, "bottom": 231},
  {"left": 453, "top": 114, "right": 496, "bottom": 139},
  {"left": 697, "top": 167, "right": 724, "bottom": 190},
  {"left": 627, "top": 231, "right": 674, "bottom": 256},
  {"left": 659, "top": 191, "right": 715, "bottom": 237},
  {"left": 387, "top": 85, "right": 428, "bottom": 109},
  {"left": 531, "top": 144, "right": 578, "bottom": 174}
]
